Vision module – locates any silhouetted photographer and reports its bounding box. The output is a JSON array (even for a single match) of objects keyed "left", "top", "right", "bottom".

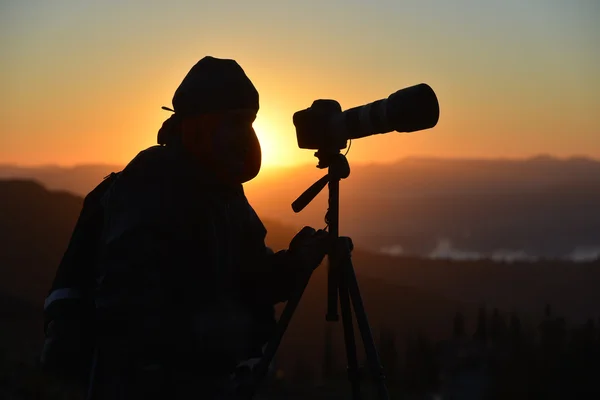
[{"left": 42, "top": 56, "right": 329, "bottom": 399}]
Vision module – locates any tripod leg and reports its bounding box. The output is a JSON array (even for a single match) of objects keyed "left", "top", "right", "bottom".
[
  {"left": 339, "top": 238, "right": 390, "bottom": 400},
  {"left": 236, "top": 269, "right": 313, "bottom": 399},
  {"left": 338, "top": 271, "right": 362, "bottom": 400}
]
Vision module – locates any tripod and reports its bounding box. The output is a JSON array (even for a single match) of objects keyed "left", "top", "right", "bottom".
[{"left": 238, "top": 149, "right": 390, "bottom": 400}]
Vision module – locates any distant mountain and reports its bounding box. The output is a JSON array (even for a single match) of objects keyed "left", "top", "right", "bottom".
[
  {"left": 3, "top": 156, "right": 599, "bottom": 260},
  {"left": 0, "top": 164, "right": 120, "bottom": 196},
  {"left": 246, "top": 156, "right": 600, "bottom": 260}
]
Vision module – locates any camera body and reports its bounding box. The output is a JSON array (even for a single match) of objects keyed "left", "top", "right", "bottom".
[{"left": 293, "top": 99, "right": 346, "bottom": 151}]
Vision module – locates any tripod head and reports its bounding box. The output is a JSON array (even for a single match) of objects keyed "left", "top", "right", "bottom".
[{"left": 291, "top": 150, "right": 349, "bottom": 214}]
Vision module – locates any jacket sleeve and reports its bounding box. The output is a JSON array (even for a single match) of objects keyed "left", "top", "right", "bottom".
[{"left": 235, "top": 205, "right": 304, "bottom": 306}]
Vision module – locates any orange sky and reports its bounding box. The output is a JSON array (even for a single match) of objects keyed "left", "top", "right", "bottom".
[{"left": 1, "top": 1, "right": 599, "bottom": 169}]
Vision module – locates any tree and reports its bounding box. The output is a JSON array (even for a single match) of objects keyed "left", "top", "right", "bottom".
[
  {"left": 474, "top": 306, "right": 488, "bottom": 343},
  {"left": 453, "top": 312, "right": 466, "bottom": 338},
  {"left": 490, "top": 308, "right": 508, "bottom": 344},
  {"left": 509, "top": 312, "right": 523, "bottom": 352},
  {"left": 378, "top": 328, "right": 399, "bottom": 383}
]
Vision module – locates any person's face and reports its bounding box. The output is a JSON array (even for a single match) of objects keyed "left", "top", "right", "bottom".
[
  {"left": 181, "top": 109, "right": 261, "bottom": 182},
  {"left": 212, "top": 109, "right": 256, "bottom": 152}
]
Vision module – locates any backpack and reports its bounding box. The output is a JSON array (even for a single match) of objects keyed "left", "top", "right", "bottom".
[{"left": 41, "top": 172, "right": 120, "bottom": 384}]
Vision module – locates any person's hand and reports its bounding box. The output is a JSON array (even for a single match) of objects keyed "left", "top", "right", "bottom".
[{"left": 288, "top": 226, "right": 329, "bottom": 271}]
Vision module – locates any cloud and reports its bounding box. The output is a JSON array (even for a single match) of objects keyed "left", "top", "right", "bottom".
[
  {"left": 378, "top": 238, "right": 600, "bottom": 263},
  {"left": 490, "top": 249, "right": 537, "bottom": 263},
  {"left": 428, "top": 238, "right": 483, "bottom": 261},
  {"left": 379, "top": 244, "right": 405, "bottom": 257},
  {"left": 567, "top": 246, "right": 600, "bottom": 262}
]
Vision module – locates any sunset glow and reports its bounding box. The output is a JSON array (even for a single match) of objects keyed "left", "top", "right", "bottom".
[
  {"left": 253, "top": 112, "right": 300, "bottom": 168},
  {"left": 1, "top": 1, "right": 599, "bottom": 168}
]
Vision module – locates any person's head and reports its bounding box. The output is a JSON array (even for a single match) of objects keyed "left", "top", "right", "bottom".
[{"left": 158, "top": 56, "right": 262, "bottom": 184}]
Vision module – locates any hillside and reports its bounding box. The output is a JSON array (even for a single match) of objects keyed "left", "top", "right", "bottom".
[
  {"left": 0, "top": 180, "right": 84, "bottom": 303},
  {"left": 2, "top": 178, "right": 600, "bottom": 399},
  {"left": 351, "top": 252, "right": 600, "bottom": 322},
  {"left": 0, "top": 179, "right": 467, "bottom": 373}
]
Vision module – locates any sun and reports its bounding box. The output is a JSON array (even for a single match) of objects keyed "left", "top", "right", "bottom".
[
  {"left": 253, "top": 114, "right": 300, "bottom": 168},
  {"left": 253, "top": 118, "right": 276, "bottom": 166}
]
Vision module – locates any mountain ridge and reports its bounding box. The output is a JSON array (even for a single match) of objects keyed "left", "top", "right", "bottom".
[{"left": 2, "top": 156, "right": 599, "bottom": 260}]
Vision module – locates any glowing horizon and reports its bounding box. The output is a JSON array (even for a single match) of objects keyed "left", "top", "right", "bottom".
[{"left": 2, "top": 0, "right": 599, "bottom": 168}]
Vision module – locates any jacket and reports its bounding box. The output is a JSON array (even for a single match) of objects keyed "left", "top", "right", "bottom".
[{"left": 89, "top": 144, "right": 296, "bottom": 398}]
